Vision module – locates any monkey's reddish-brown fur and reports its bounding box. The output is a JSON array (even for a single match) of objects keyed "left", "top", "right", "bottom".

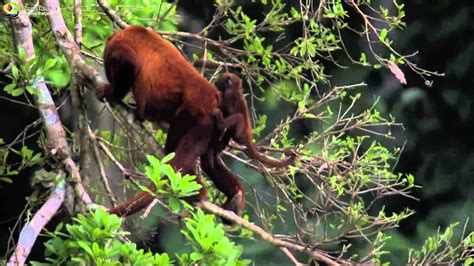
[
  {"left": 97, "top": 26, "right": 219, "bottom": 124},
  {"left": 215, "top": 73, "right": 296, "bottom": 168},
  {"left": 98, "top": 26, "right": 294, "bottom": 217},
  {"left": 200, "top": 73, "right": 297, "bottom": 218},
  {"left": 97, "top": 26, "right": 220, "bottom": 216}
]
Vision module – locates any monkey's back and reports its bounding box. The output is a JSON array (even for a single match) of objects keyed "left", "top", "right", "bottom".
[{"left": 104, "top": 26, "right": 219, "bottom": 122}]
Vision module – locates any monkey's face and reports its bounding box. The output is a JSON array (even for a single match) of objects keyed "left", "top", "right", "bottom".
[
  {"left": 215, "top": 73, "right": 242, "bottom": 96},
  {"left": 215, "top": 74, "right": 232, "bottom": 92}
]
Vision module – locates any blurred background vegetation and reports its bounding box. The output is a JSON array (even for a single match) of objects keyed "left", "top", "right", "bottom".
[{"left": 369, "top": 0, "right": 473, "bottom": 263}]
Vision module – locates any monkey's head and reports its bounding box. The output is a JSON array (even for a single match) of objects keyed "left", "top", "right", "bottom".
[{"left": 215, "top": 72, "right": 242, "bottom": 95}]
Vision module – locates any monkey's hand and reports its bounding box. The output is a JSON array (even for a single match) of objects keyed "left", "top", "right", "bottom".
[{"left": 96, "top": 83, "right": 113, "bottom": 101}]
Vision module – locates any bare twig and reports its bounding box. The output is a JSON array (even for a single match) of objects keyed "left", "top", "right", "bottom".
[
  {"left": 88, "top": 126, "right": 119, "bottom": 206},
  {"left": 25, "top": 0, "right": 39, "bottom": 16},
  {"left": 194, "top": 58, "right": 242, "bottom": 70},
  {"left": 280, "top": 247, "right": 306, "bottom": 266},
  {"left": 96, "top": 0, "right": 128, "bottom": 29},
  {"left": 0, "top": 93, "right": 37, "bottom": 108},
  {"left": 347, "top": 0, "right": 444, "bottom": 82}
]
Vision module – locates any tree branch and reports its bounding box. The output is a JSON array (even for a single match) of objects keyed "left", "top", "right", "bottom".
[
  {"left": 12, "top": 2, "right": 93, "bottom": 206},
  {"left": 7, "top": 3, "right": 94, "bottom": 263},
  {"left": 96, "top": 0, "right": 128, "bottom": 29},
  {"left": 8, "top": 179, "right": 65, "bottom": 266},
  {"left": 73, "top": 0, "right": 82, "bottom": 46},
  {"left": 197, "top": 201, "right": 345, "bottom": 265},
  {"left": 43, "top": 0, "right": 103, "bottom": 89}
]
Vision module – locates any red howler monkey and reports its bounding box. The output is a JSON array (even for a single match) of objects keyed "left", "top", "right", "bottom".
[
  {"left": 99, "top": 26, "right": 294, "bottom": 217},
  {"left": 200, "top": 73, "right": 297, "bottom": 217},
  {"left": 213, "top": 73, "right": 296, "bottom": 168},
  {"left": 97, "top": 25, "right": 220, "bottom": 216}
]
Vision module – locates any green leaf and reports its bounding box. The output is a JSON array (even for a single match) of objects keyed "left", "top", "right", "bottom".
[
  {"left": 303, "top": 113, "right": 318, "bottom": 119},
  {"left": 390, "top": 53, "right": 397, "bottom": 62},
  {"left": 17, "top": 46, "right": 26, "bottom": 62},
  {"left": 146, "top": 154, "right": 161, "bottom": 167},
  {"left": 26, "top": 58, "right": 41, "bottom": 78},
  {"left": 45, "top": 69, "right": 70, "bottom": 88},
  {"left": 359, "top": 52, "right": 369, "bottom": 65},
  {"left": 11, "top": 88, "right": 24, "bottom": 97},
  {"left": 0, "top": 177, "right": 13, "bottom": 183},
  {"left": 379, "top": 28, "right": 388, "bottom": 42},
  {"left": 464, "top": 257, "right": 473, "bottom": 266},
  {"left": 190, "top": 252, "right": 203, "bottom": 261},
  {"left": 71, "top": 257, "right": 86, "bottom": 263},
  {"left": 406, "top": 174, "right": 415, "bottom": 187},
  {"left": 54, "top": 222, "right": 64, "bottom": 232},
  {"left": 26, "top": 85, "right": 38, "bottom": 96},
  {"left": 44, "top": 58, "right": 57, "bottom": 70},
  {"left": 11, "top": 65, "right": 19, "bottom": 80},
  {"left": 162, "top": 153, "right": 175, "bottom": 164},
  {"left": 77, "top": 241, "right": 93, "bottom": 256},
  {"left": 169, "top": 197, "right": 181, "bottom": 213},
  {"left": 92, "top": 242, "right": 100, "bottom": 255},
  {"left": 4, "top": 83, "right": 17, "bottom": 93}
]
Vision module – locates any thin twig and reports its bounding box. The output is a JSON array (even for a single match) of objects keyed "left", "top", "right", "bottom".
[
  {"left": 88, "top": 126, "right": 119, "bottom": 206},
  {"left": 280, "top": 247, "right": 306, "bottom": 266},
  {"left": 96, "top": 0, "right": 128, "bottom": 28}
]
